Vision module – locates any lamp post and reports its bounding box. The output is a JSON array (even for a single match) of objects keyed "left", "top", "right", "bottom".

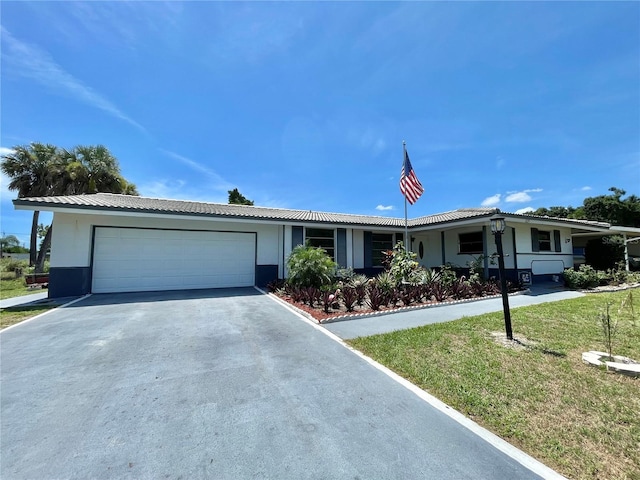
[{"left": 490, "top": 214, "right": 513, "bottom": 340}]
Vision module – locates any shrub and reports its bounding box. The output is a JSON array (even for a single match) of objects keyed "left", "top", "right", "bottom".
[
  {"left": 286, "top": 244, "right": 336, "bottom": 288},
  {"left": 367, "top": 284, "right": 385, "bottom": 311},
  {"left": 627, "top": 271, "right": 640, "bottom": 285},
  {"left": 438, "top": 264, "right": 458, "bottom": 289},
  {"left": 432, "top": 281, "right": 449, "bottom": 302},
  {"left": 0, "top": 258, "right": 28, "bottom": 274},
  {"left": 450, "top": 276, "right": 473, "bottom": 300},
  {"left": 349, "top": 274, "right": 369, "bottom": 306},
  {"left": 288, "top": 285, "right": 305, "bottom": 303},
  {"left": 303, "top": 286, "right": 321, "bottom": 306},
  {"left": 387, "top": 242, "right": 423, "bottom": 286},
  {"left": 563, "top": 265, "right": 607, "bottom": 289},
  {"left": 320, "top": 286, "right": 339, "bottom": 313},
  {"left": 375, "top": 271, "right": 396, "bottom": 306},
  {"left": 334, "top": 267, "right": 355, "bottom": 282},
  {"left": 266, "top": 278, "right": 286, "bottom": 292},
  {"left": 341, "top": 286, "right": 358, "bottom": 312}
]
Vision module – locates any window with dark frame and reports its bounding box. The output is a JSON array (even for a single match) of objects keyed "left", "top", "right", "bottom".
[
  {"left": 537, "top": 230, "right": 552, "bottom": 251},
  {"left": 531, "top": 228, "right": 561, "bottom": 252},
  {"left": 458, "top": 231, "right": 484, "bottom": 254},
  {"left": 305, "top": 228, "right": 335, "bottom": 259},
  {"left": 372, "top": 233, "right": 394, "bottom": 267}
]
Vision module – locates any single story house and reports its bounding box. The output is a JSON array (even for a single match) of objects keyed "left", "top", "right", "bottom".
[{"left": 12, "top": 193, "right": 640, "bottom": 298}]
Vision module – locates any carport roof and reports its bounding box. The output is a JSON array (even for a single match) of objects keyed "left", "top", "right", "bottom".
[{"left": 13, "top": 193, "right": 613, "bottom": 231}]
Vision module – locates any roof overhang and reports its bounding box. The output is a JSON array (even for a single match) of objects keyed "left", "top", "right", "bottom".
[{"left": 11, "top": 193, "right": 632, "bottom": 235}]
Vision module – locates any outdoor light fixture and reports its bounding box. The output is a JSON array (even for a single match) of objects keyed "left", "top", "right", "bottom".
[
  {"left": 490, "top": 214, "right": 513, "bottom": 340},
  {"left": 490, "top": 215, "right": 506, "bottom": 235}
]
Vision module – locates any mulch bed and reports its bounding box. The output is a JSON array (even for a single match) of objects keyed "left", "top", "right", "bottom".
[{"left": 272, "top": 291, "right": 506, "bottom": 323}]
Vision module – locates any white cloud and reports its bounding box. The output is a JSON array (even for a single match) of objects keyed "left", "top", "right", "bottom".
[
  {"left": 505, "top": 191, "right": 532, "bottom": 203},
  {"left": 505, "top": 188, "right": 543, "bottom": 203},
  {"left": 0, "top": 27, "right": 146, "bottom": 133},
  {"left": 0, "top": 147, "right": 16, "bottom": 157},
  {"left": 515, "top": 207, "right": 535, "bottom": 214},
  {"left": 376, "top": 205, "right": 394, "bottom": 211},
  {"left": 581, "top": 186, "right": 592, "bottom": 191},
  {"left": 481, "top": 194, "right": 501, "bottom": 207},
  {"left": 1, "top": 171, "right": 16, "bottom": 203}
]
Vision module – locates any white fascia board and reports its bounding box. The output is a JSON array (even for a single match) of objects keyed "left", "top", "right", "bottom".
[
  {"left": 502, "top": 215, "right": 610, "bottom": 232},
  {"left": 410, "top": 217, "right": 493, "bottom": 232},
  {"left": 610, "top": 226, "right": 640, "bottom": 236}
]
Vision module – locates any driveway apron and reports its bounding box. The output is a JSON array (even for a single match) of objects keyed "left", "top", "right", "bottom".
[{"left": 2, "top": 288, "right": 546, "bottom": 479}]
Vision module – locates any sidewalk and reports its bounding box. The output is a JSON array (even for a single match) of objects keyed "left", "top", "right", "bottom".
[
  {"left": 323, "top": 283, "right": 585, "bottom": 340},
  {"left": 0, "top": 291, "right": 50, "bottom": 309}
]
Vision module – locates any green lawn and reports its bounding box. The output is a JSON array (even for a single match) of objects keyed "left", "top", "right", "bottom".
[
  {"left": 0, "top": 304, "right": 57, "bottom": 329},
  {"left": 348, "top": 289, "right": 640, "bottom": 480},
  {"left": 0, "top": 275, "right": 44, "bottom": 300},
  {"left": 1, "top": 267, "right": 53, "bottom": 329}
]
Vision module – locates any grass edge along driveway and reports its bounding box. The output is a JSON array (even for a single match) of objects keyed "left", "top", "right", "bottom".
[
  {"left": 348, "top": 289, "right": 640, "bottom": 480},
  {"left": 0, "top": 304, "right": 58, "bottom": 330}
]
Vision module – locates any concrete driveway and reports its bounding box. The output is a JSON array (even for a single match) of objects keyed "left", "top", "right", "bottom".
[{"left": 1, "top": 288, "right": 556, "bottom": 479}]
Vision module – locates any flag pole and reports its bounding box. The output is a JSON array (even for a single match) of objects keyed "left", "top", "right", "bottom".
[{"left": 403, "top": 141, "right": 408, "bottom": 252}]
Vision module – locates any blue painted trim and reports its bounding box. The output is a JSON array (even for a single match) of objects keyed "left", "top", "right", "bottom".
[
  {"left": 336, "top": 228, "right": 347, "bottom": 268},
  {"left": 292, "top": 226, "right": 303, "bottom": 247},
  {"left": 483, "top": 226, "right": 489, "bottom": 279},
  {"left": 354, "top": 267, "right": 384, "bottom": 278},
  {"left": 363, "top": 231, "right": 373, "bottom": 268},
  {"left": 511, "top": 226, "right": 518, "bottom": 270},
  {"left": 49, "top": 267, "right": 91, "bottom": 298},
  {"left": 255, "top": 265, "right": 278, "bottom": 287}
]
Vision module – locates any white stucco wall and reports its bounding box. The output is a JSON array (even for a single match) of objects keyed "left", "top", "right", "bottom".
[
  {"left": 512, "top": 223, "right": 574, "bottom": 274},
  {"left": 352, "top": 229, "right": 364, "bottom": 269},
  {"left": 51, "top": 212, "right": 283, "bottom": 272},
  {"left": 413, "top": 232, "right": 441, "bottom": 269}
]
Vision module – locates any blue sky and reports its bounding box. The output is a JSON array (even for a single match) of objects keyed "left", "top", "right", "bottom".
[{"left": 1, "top": 1, "right": 639, "bottom": 247}]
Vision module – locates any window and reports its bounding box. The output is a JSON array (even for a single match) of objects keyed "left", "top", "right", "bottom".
[
  {"left": 531, "top": 228, "right": 561, "bottom": 252},
  {"left": 459, "top": 231, "right": 484, "bottom": 254},
  {"left": 305, "top": 228, "right": 335, "bottom": 259},
  {"left": 538, "top": 230, "right": 552, "bottom": 251},
  {"left": 372, "top": 233, "right": 394, "bottom": 267}
]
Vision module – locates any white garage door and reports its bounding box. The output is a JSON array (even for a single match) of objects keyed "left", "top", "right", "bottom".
[{"left": 92, "top": 227, "right": 256, "bottom": 293}]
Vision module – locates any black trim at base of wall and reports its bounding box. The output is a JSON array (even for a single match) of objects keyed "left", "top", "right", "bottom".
[
  {"left": 49, "top": 267, "right": 91, "bottom": 298},
  {"left": 354, "top": 267, "right": 384, "bottom": 278},
  {"left": 256, "top": 265, "right": 278, "bottom": 287}
]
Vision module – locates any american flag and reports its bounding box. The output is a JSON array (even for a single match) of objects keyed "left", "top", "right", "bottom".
[{"left": 400, "top": 149, "right": 424, "bottom": 205}]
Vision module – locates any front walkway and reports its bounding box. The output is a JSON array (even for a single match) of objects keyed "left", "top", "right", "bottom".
[{"left": 323, "top": 283, "right": 585, "bottom": 340}]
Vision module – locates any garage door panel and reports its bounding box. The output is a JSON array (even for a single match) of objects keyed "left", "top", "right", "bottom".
[{"left": 92, "top": 228, "right": 256, "bottom": 293}]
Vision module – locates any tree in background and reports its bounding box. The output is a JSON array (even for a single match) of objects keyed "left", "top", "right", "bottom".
[
  {"left": 1, "top": 142, "right": 138, "bottom": 272},
  {"left": 530, "top": 187, "right": 640, "bottom": 227},
  {"left": 59, "top": 145, "right": 138, "bottom": 195},
  {"left": 1, "top": 143, "right": 59, "bottom": 266},
  {"left": 228, "top": 188, "right": 254, "bottom": 205},
  {"left": 0, "top": 235, "right": 27, "bottom": 255},
  {"left": 582, "top": 188, "right": 640, "bottom": 227}
]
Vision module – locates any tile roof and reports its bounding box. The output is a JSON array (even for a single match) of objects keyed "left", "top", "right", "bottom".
[{"left": 12, "top": 193, "right": 611, "bottom": 230}]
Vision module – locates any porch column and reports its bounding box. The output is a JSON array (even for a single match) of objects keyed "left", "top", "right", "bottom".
[{"left": 624, "top": 234, "right": 630, "bottom": 272}]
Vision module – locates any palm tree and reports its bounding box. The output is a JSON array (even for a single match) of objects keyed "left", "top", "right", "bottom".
[
  {"left": 2, "top": 142, "right": 139, "bottom": 272},
  {"left": 33, "top": 144, "right": 139, "bottom": 272},
  {"left": 1, "top": 143, "right": 60, "bottom": 266},
  {"left": 62, "top": 145, "right": 126, "bottom": 194}
]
